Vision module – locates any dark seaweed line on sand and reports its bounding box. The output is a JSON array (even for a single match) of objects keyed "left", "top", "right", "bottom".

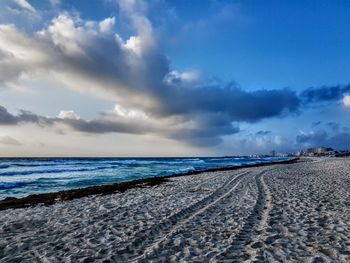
[{"left": 0, "top": 158, "right": 298, "bottom": 211}]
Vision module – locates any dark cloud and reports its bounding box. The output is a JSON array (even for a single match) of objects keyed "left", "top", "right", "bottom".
[
  {"left": 169, "top": 114, "right": 240, "bottom": 146},
  {"left": 0, "top": 106, "right": 154, "bottom": 135},
  {"left": 160, "top": 84, "right": 300, "bottom": 122},
  {"left": 66, "top": 114, "right": 241, "bottom": 147},
  {"left": 0, "top": 106, "right": 49, "bottom": 125},
  {"left": 236, "top": 133, "right": 294, "bottom": 155},
  {"left": 0, "top": 106, "right": 18, "bottom": 125},
  {"left": 296, "top": 130, "right": 328, "bottom": 145},
  {"left": 0, "top": 105, "right": 238, "bottom": 147},
  {"left": 256, "top": 130, "right": 271, "bottom": 136},
  {"left": 300, "top": 84, "right": 350, "bottom": 103},
  {"left": 327, "top": 133, "right": 350, "bottom": 151},
  {"left": 326, "top": 122, "right": 340, "bottom": 132},
  {"left": 296, "top": 129, "right": 350, "bottom": 151},
  {"left": 311, "top": 121, "right": 322, "bottom": 127},
  {"left": 60, "top": 118, "right": 154, "bottom": 135}
]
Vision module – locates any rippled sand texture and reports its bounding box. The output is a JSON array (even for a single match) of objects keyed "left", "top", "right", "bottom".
[{"left": 1, "top": 158, "right": 350, "bottom": 262}]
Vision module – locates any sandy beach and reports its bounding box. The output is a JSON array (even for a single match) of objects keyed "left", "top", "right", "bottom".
[{"left": 1, "top": 157, "right": 350, "bottom": 262}]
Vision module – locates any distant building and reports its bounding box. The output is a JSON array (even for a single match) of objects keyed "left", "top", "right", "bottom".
[
  {"left": 270, "top": 150, "right": 276, "bottom": 157},
  {"left": 291, "top": 147, "right": 336, "bottom": 157},
  {"left": 306, "top": 147, "right": 333, "bottom": 155},
  {"left": 249, "top": 154, "right": 268, "bottom": 158}
]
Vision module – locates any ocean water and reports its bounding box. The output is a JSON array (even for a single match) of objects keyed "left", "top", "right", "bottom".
[{"left": 0, "top": 157, "right": 289, "bottom": 199}]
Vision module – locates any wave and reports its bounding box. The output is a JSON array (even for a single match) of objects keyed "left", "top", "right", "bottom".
[
  {"left": 206, "top": 157, "right": 243, "bottom": 162},
  {"left": 0, "top": 158, "right": 210, "bottom": 170},
  {"left": 0, "top": 165, "right": 121, "bottom": 177},
  {"left": 0, "top": 182, "right": 26, "bottom": 190},
  {"left": 0, "top": 158, "right": 281, "bottom": 177},
  {"left": 158, "top": 166, "right": 196, "bottom": 176}
]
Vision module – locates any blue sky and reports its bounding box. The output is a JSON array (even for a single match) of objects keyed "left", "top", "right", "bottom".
[
  {"left": 164, "top": 0, "right": 350, "bottom": 89},
  {"left": 0, "top": 0, "right": 349, "bottom": 156}
]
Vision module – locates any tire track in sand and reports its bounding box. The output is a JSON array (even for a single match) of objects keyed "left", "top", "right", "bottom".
[
  {"left": 214, "top": 169, "right": 273, "bottom": 262},
  {"left": 115, "top": 171, "right": 249, "bottom": 262}
]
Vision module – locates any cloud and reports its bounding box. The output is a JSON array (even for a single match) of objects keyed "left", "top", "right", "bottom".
[
  {"left": 326, "top": 122, "right": 340, "bottom": 132},
  {"left": 256, "top": 130, "right": 271, "bottom": 136},
  {"left": 58, "top": 110, "right": 80, "bottom": 120},
  {"left": 236, "top": 132, "right": 293, "bottom": 154},
  {"left": 0, "top": 6, "right": 301, "bottom": 146},
  {"left": 296, "top": 130, "right": 328, "bottom": 145},
  {"left": 59, "top": 118, "right": 153, "bottom": 135},
  {"left": 113, "top": 104, "right": 148, "bottom": 119},
  {"left": 14, "top": 0, "right": 36, "bottom": 13},
  {"left": 0, "top": 105, "right": 46, "bottom": 125},
  {"left": 0, "top": 106, "right": 18, "bottom": 125},
  {"left": 168, "top": 113, "right": 240, "bottom": 146},
  {"left": 49, "top": 0, "right": 60, "bottom": 7},
  {"left": 311, "top": 121, "right": 322, "bottom": 127},
  {"left": 0, "top": 104, "right": 238, "bottom": 146},
  {"left": 0, "top": 136, "right": 22, "bottom": 146},
  {"left": 327, "top": 133, "right": 350, "bottom": 151},
  {"left": 0, "top": 105, "right": 151, "bottom": 134},
  {"left": 300, "top": 84, "right": 350, "bottom": 104},
  {"left": 99, "top": 17, "right": 115, "bottom": 33},
  {"left": 343, "top": 95, "right": 350, "bottom": 107},
  {"left": 164, "top": 70, "right": 201, "bottom": 86},
  {"left": 1, "top": 1, "right": 348, "bottom": 151},
  {"left": 0, "top": 12, "right": 300, "bottom": 119},
  {"left": 159, "top": 83, "right": 300, "bottom": 122},
  {"left": 295, "top": 129, "right": 350, "bottom": 151}
]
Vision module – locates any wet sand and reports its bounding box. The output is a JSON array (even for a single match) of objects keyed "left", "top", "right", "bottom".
[{"left": 1, "top": 157, "right": 350, "bottom": 262}]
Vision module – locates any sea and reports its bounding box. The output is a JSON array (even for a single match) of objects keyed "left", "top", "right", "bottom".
[{"left": 0, "top": 157, "right": 289, "bottom": 200}]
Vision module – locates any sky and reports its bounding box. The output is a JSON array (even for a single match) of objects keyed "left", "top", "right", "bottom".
[{"left": 0, "top": 0, "right": 349, "bottom": 157}]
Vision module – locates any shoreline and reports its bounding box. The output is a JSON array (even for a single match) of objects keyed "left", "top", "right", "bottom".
[{"left": 0, "top": 158, "right": 298, "bottom": 211}]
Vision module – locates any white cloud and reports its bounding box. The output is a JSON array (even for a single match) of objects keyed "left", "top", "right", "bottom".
[
  {"left": 118, "top": 0, "right": 148, "bottom": 16},
  {"left": 164, "top": 70, "right": 201, "bottom": 86},
  {"left": 99, "top": 17, "right": 115, "bottom": 33},
  {"left": 124, "top": 15, "right": 155, "bottom": 56},
  {"left": 0, "top": 12, "right": 169, "bottom": 114},
  {"left": 50, "top": 0, "right": 61, "bottom": 6},
  {"left": 114, "top": 104, "right": 148, "bottom": 119},
  {"left": 14, "top": 0, "right": 36, "bottom": 13},
  {"left": 40, "top": 14, "right": 85, "bottom": 56},
  {"left": 343, "top": 95, "right": 350, "bottom": 108},
  {"left": 58, "top": 110, "right": 80, "bottom": 120}
]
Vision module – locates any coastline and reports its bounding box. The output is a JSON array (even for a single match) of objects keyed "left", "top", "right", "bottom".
[{"left": 0, "top": 157, "right": 298, "bottom": 211}]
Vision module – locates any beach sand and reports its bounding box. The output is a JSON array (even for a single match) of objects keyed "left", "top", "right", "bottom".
[{"left": 1, "top": 157, "right": 350, "bottom": 262}]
